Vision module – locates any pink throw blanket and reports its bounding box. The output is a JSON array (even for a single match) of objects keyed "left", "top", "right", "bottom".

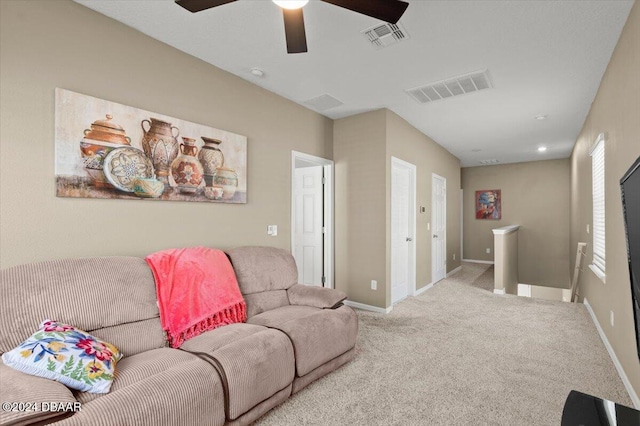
[{"left": 145, "top": 247, "right": 246, "bottom": 348}]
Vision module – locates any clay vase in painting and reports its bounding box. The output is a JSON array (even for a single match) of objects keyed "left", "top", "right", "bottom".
[
  {"left": 141, "top": 118, "right": 180, "bottom": 187},
  {"left": 198, "top": 137, "right": 225, "bottom": 186},
  {"left": 79, "top": 114, "right": 131, "bottom": 189},
  {"left": 170, "top": 137, "right": 204, "bottom": 194},
  {"left": 213, "top": 167, "right": 238, "bottom": 201}
]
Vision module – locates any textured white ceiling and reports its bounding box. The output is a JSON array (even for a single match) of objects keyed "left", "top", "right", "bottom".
[{"left": 74, "top": 0, "right": 633, "bottom": 166}]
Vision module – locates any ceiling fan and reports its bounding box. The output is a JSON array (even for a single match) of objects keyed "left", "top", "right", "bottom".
[{"left": 175, "top": 0, "right": 410, "bottom": 54}]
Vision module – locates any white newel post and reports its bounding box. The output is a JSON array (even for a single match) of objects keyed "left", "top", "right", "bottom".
[{"left": 492, "top": 225, "right": 520, "bottom": 295}]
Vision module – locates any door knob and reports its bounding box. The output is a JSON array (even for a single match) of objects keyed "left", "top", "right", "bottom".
[
  {"left": 433, "top": 235, "right": 437, "bottom": 238},
  {"left": 406, "top": 237, "right": 412, "bottom": 242}
]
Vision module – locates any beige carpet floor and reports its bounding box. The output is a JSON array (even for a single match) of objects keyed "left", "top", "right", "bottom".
[{"left": 255, "top": 262, "right": 632, "bottom": 425}]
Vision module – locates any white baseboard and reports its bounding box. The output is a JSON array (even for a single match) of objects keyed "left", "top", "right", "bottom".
[
  {"left": 584, "top": 298, "right": 640, "bottom": 409},
  {"left": 344, "top": 300, "right": 392, "bottom": 314},
  {"left": 493, "top": 288, "right": 505, "bottom": 295},
  {"left": 462, "top": 258, "right": 495, "bottom": 265},
  {"left": 446, "top": 266, "right": 463, "bottom": 277},
  {"left": 414, "top": 283, "right": 434, "bottom": 296}
]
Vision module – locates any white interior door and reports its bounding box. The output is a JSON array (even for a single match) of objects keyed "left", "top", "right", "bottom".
[
  {"left": 432, "top": 174, "right": 447, "bottom": 283},
  {"left": 391, "top": 158, "right": 416, "bottom": 304},
  {"left": 294, "top": 166, "right": 324, "bottom": 286}
]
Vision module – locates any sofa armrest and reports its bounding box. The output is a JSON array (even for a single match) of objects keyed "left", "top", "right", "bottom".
[
  {"left": 0, "top": 360, "right": 77, "bottom": 426},
  {"left": 287, "top": 284, "right": 347, "bottom": 309}
]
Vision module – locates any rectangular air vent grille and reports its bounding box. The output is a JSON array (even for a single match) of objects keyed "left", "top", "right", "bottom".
[
  {"left": 479, "top": 159, "right": 500, "bottom": 165},
  {"left": 406, "top": 70, "right": 493, "bottom": 104},
  {"left": 303, "top": 94, "right": 344, "bottom": 112},
  {"left": 361, "top": 22, "right": 408, "bottom": 49}
]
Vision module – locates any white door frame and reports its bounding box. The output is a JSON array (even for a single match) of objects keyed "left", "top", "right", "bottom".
[
  {"left": 432, "top": 173, "right": 447, "bottom": 283},
  {"left": 391, "top": 156, "right": 417, "bottom": 302},
  {"left": 291, "top": 151, "right": 334, "bottom": 289}
]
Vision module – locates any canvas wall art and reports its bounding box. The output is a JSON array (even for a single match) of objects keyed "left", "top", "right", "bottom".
[
  {"left": 55, "top": 88, "right": 247, "bottom": 203},
  {"left": 475, "top": 189, "right": 501, "bottom": 219}
]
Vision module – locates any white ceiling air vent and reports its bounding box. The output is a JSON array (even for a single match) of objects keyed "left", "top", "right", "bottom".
[
  {"left": 406, "top": 70, "right": 493, "bottom": 104},
  {"left": 361, "top": 22, "right": 408, "bottom": 49},
  {"left": 303, "top": 94, "right": 344, "bottom": 112},
  {"left": 479, "top": 159, "right": 500, "bottom": 165}
]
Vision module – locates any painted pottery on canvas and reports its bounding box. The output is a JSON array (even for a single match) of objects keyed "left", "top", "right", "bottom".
[
  {"left": 213, "top": 167, "right": 238, "bottom": 200},
  {"left": 132, "top": 177, "right": 165, "bottom": 198},
  {"left": 83, "top": 114, "right": 132, "bottom": 145},
  {"left": 141, "top": 118, "right": 180, "bottom": 186},
  {"left": 199, "top": 137, "right": 225, "bottom": 186},
  {"left": 171, "top": 137, "right": 204, "bottom": 194},
  {"left": 79, "top": 114, "right": 131, "bottom": 189},
  {"left": 103, "top": 147, "right": 155, "bottom": 192},
  {"left": 204, "top": 185, "right": 224, "bottom": 201}
]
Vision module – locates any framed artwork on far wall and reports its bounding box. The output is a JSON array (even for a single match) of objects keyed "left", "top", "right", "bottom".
[{"left": 475, "top": 189, "right": 501, "bottom": 219}]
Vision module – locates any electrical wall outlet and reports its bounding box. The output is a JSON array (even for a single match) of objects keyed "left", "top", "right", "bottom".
[
  {"left": 453, "top": 253, "right": 456, "bottom": 260},
  {"left": 486, "top": 248, "right": 491, "bottom": 254},
  {"left": 371, "top": 280, "right": 377, "bottom": 290},
  {"left": 610, "top": 310, "right": 614, "bottom": 327},
  {"left": 587, "top": 224, "right": 590, "bottom": 234},
  {"left": 267, "top": 225, "right": 278, "bottom": 236}
]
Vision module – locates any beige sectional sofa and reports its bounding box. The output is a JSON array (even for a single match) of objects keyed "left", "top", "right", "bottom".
[{"left": 0, "top": 247, "right": 358, "bottom": 426}]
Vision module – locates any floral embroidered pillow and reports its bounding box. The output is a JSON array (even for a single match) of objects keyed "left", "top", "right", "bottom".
[{"left": 1, "top": 320, "right": 122, "bottom": 394}]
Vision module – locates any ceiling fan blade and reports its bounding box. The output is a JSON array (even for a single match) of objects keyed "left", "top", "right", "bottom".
[
  {"left": 321, "top": 0, "right": 409, "bottom": 24},
  {"left": 283, "top": 8, "right": 308, "bottom": 54},
  {"left": 175, "top": 0, "right": 237, "bottom": 13}
]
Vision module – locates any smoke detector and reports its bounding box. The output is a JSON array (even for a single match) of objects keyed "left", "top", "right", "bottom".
[
  {"left": 406, "top": 69, "right": 493, "bottom": 104},
  {"left": 361, "top": 22, "right": 409, "bottom": 50}
]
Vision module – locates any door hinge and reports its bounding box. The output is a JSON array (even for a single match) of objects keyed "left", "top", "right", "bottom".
[
  {"left": 322, "top": 226, "right": 327, "bottom": 234},
  {"left": 322, "top": 276, "right": 326, "bottom": 284},
  {"left": 322, "top": 177, "right": 326, "bottom": 185}
]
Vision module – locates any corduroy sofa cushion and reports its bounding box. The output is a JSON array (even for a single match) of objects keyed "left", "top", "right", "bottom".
[
  {"left": 248, "top": 305, "right": 358, "bottom": 377},
  {"left": 225, "top": 247, "right": 298, "bottom": 295},
  {"left": 0, "top": 359, "right": 77, "bottom": 426},
  {"left": 0, "top": 257, "right": 165, "bottom": 356},
  {"left": 54, "top": 356, "right": 226, "bottom": 426}
]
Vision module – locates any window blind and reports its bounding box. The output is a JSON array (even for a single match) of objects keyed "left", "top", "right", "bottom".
[{"left": 591, "top": 134, "right": 605, "bottom": 274}]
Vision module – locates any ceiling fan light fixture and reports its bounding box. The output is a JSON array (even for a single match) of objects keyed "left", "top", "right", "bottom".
[{"left": 273, "top": 0, "right": 309, "bottom": 10}]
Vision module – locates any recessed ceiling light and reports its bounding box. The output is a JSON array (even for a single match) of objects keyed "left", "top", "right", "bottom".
[
  {"left": 273, "top": 0, "right": 309, "bottom": 10},
  {"left": 250, "top": 68, "right": 265, "bottom": 78},
  {"left": 471, "top": 149, "right": 482, "bottom": 153},
  {"left": 538, "top": 146, "right": 548, "bottom": 152},
  {"left": 534, "top": 115, "right": 548, "bottom": 121}
]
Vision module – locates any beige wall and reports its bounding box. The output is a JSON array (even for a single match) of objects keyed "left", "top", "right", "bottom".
[
  {"left": 385, "top": 110, "right": 462, "bottom": 301},
  {"left": 462, "top": 159, "right": 571, "bottom": 288},
  {"left": 570, "top": 1, "right": 640, "bottom": 399},
  {"left": 334, "top": 109, "right": 461, "bottom": 308},
  {"left": 334, "top": 110, "right": 388, "bottom": 307},
  {"left": 0, "top": 0, "right": 333, "bottom": 268}
]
